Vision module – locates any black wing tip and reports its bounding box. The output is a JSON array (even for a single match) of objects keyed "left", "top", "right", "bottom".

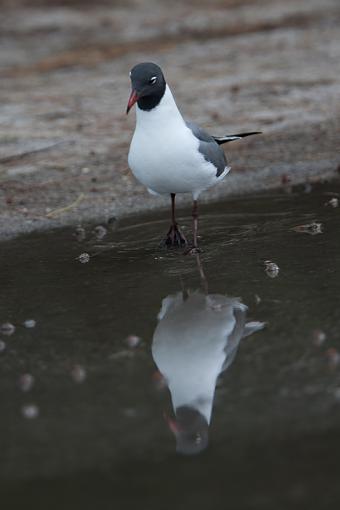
[
  {"left": 230, "top": 131, "right": 262, "bottom": 138},
  {"left": 214, "top": 131, "right": 262, "bottom": 145}
]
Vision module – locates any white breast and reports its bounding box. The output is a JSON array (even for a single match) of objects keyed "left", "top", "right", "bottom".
[
  {"left": 152, "top": 292, "right": 241, "bottom": 423},
  {"left": 128, "top": 86, "right": 219, "bottom": 197}
]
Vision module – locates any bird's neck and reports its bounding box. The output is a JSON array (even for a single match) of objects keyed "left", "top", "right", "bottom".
[
  {"left": 169, "top": 378, "right": 218, "bottom": 424},
  {"left": 135, "top": 85, "right": 185, "bottom": 129}
]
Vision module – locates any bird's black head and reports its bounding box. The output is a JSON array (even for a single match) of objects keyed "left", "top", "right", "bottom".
[
  {"left": 167, "top": 406, "right": 209, "bottom": 456},
  {"left": 126, "top": 62, "right": 166, "bottom": 114}
]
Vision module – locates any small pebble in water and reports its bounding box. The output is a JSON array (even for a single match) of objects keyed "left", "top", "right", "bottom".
[
  {"left": 254, "top": 294, "right": 261, "bottom": 305},
  {"left": 22, "top": 404, "right": 39, "bottom": 419},
  {"left": 125, "top": 335, "right": 141, "bottom": 348},
  {"left": 324, "top": 197, "right": 338, "bottom": 208},
  {"left": 312, "top": 329, "right": 326, "bottom": 347},
  {"left": 0, "top": 340, "right": 6, "bottom": 353},
  {"left": 264, "top": 260, "right": 279, "bottom": 278},
  {"left": 293, "top": 222, "right": 323, "bottom": 235},
  {"left": 93, "top": 225, "right": 107, "bottom": 240},
  {"left": 23, "top": 319, "right": 36, "bottom": 329},
  {"left": 74, "top": 226, "right": 86, "bottom": 242},
  {"left": 71, "top": 364, "right": 87, "bottom": 383},
  {"left": 18, "top": 373, "right": 35, "bottom": 392},
  {"left": 77, "top": 252, "right": 90, "bottom": 264},
  {"left": 0, "top": 322, "right": 15, "bottom": 336},
  {"left": 325, "top": 348, "right": 340, "bottom": 370}
]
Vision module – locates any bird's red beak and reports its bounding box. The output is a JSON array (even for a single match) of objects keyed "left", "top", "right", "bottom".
[
  {"left": 164, "top": 412, "right": 181, "bottom": 436},
  {"left": 126, "top": 89, "right": 139, "bottom": 114}
]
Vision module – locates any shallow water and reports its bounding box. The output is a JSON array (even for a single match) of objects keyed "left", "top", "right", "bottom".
[{"left": 1, "top": 182, "right": 340, "bottom": 509}]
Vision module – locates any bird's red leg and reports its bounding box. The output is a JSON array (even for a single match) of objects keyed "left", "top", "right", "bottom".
[
  {"left": 192, "top": 200, "right": 199, "bottom": 248},
  {"left": 171, "top": 192, "right": 176, "bottom": 228},
  {"left": 161, "top": 193, "right": 187, "bottom": 248},
  {"left": 185, "top": 199, "right": 201, "bottom": 254}
]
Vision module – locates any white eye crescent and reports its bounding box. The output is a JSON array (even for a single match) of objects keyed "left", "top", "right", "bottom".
[
  {"left": 149, "top": 76, "right": 157, "bottom": 84},
  {"left": 129, "top": 71, "right": 131, "bottom": 77}
]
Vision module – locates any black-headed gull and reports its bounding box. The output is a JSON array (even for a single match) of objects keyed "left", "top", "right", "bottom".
[{"left": 127, "top": 62, "right": 260, "bottom": 251}]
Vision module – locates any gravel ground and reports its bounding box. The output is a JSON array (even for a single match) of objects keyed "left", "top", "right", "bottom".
[{"left": 0, "top": 0, "right": 339, "bottom": 240}]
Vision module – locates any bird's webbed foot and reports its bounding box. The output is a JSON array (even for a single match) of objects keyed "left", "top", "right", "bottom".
[{"left": 161, "top": 223, "right": 188, "bottom": 248}]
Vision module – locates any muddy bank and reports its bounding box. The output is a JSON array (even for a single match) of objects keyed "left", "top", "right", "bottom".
[{"left": 0, "top": 0, "right": 340, "bottom": 240}]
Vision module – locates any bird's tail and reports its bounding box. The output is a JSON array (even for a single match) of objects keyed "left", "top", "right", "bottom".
[
  {"left": 243, "top": 321, "right": 266, "bottom": 338},
  {"left": 213, "top": 132, "right": 262, "bottom": 145}
]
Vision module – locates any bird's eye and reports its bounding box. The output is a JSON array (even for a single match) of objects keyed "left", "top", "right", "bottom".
[{"left": 149, "top": 76, "right": 157, "bottom": 85}]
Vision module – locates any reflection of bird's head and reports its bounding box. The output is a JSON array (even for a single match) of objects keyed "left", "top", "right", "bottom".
[{"left": 166, "top": 406, "right": 209, "bottom": 455}]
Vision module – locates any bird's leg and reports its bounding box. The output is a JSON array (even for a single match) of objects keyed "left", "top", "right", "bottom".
[
  {"left": 195, "top": 253, "right": 208, "bottom": 294},
  {"left": 171, "top": 192, "right": 176, "bottom": 226},
  {"left": 188, "top": 199, "right": 201, "bottom": 254},
  {"left": 161, "top": 193, "right": 188, "bottom": 247},
  {"left": 192, "top": 200, "right": 199, "bottom": 248}
]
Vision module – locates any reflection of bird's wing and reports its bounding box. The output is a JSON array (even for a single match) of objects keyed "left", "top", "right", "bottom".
[
  {"left": 221, "top": 309, "right": 265, "bottom": 371},
  {"left": 222, "top": 304, "right": 247, "bottom": 372},
  {"left": 204, "top": 295, "right": 248, "bottom": 372}
]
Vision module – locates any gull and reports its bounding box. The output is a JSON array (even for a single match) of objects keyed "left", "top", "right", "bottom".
[{"left": 127, "top": 62, "right": 260, "bottom": 251}]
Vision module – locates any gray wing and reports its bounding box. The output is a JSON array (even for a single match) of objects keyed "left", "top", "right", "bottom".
[
  {"left": 186, "top": 121, "right": 228, "bottom": 177},
  {"left": 222, "top": 313, "right": 265, "bottom": 372},
  {"left": 221, "top": 306, "right": 246, "bottom": 372}
]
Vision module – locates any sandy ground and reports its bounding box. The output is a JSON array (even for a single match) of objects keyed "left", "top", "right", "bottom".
[{"left": 0, "top": 0, "right": 339, "bottom": 240}]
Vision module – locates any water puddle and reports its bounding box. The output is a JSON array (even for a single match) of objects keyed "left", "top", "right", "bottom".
[{"left": 1, "top": 183, "right": 340, "bottom": 508}]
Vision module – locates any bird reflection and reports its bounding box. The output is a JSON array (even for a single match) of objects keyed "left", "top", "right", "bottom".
[{"left": 152, "top": 256, "right": 264, "bottom": 455}]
